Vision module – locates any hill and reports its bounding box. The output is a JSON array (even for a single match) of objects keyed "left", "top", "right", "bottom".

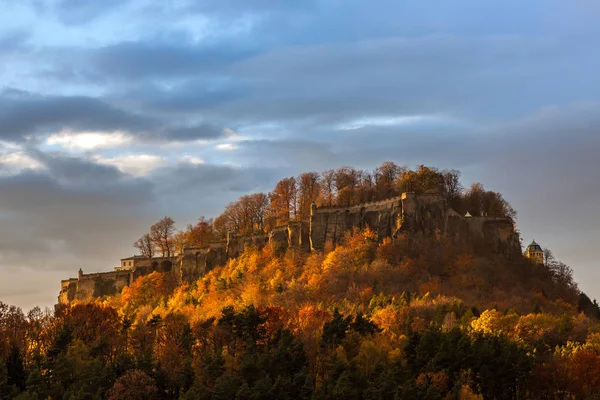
[{"left": 2, "top": 163, "right": 600, "bottom": 399}]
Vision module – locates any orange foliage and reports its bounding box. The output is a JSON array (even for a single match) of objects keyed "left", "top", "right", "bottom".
[{"left": 121, "top": 272, "right": 175, "bottom": 314}]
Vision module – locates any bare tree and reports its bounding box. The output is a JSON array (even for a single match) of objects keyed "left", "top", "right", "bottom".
[
  {"left": 543, "top": 248, "right": 555, "bottom": 267},
  {"left": 133, "top": 233, "right": 154, "bottom": 259},
  {"left": 150, "top": 217, "right": 176, "bottom": 257},
  {"left": 441, "top": 169, "right": 462, "bottom": 206}
]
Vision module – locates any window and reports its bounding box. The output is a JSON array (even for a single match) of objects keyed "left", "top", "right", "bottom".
[{"left": 129, "top": 261, "right": 132, "bottom": 266}]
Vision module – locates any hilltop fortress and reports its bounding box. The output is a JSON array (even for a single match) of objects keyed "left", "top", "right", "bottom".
[{"left": 58, "top": 193, "right": 521, "bottom": 304}]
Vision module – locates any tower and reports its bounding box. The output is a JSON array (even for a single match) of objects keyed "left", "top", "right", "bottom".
[{"left": 525, "top": 240, "right": 544, "bottom": 265}]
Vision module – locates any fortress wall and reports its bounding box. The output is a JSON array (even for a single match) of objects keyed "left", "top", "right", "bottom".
[
  {"left": 227, "top": 233, "right": 269, "bottom": 259},
  {"left": 288, "top": 221, "right": 310, "bottom": 250},
  {"left": 59, "top": 193, "right": 523, "bottom": 305},
  {"left": 59, "top": 279, "right": 78, "bottom": 304},
  {"left": 210, "top": 241, "right": 227, "bottom": 250},
  {"left": 61, "top": 278, "right": 77, "bottom": 289},
  {"left": 397, "top": 193, "right": 446, "bottom": 232},
  {"left": 310, "top": 197, "right": 403, "bottom": 250},
  {"left": 269, "top": 226, "right": 289, "bottom": 249},
  {"left": 180, "top": 246, "right": 227, "bottom": 283},
  {"left": 183, "top": 246, "right": 209, "bottom": 256}
]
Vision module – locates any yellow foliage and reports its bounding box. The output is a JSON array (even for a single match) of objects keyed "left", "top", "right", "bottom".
[
  {"left": 459, "top": 384, "right": 484, "bottom": 400},
  {"left": 471, "top": 309, "right": 519, "bottom": 336},
  {"left": 514, "top": 313, "right": 561, "bottom": 345}
]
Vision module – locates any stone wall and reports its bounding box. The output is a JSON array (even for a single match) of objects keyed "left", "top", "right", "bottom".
[
  {"left": 308, "top": 192, "right": 521, "bottom": 256},
  {"left": 309, "top": 197, "right": 403, "bottom": 250}
]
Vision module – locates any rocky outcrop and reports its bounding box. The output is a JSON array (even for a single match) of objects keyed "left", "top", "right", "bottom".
[{"left": 59, "top": 192, "right": 521, "bottom": 305}]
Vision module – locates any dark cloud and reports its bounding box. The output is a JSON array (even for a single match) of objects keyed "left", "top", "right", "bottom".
[
  {"left": 0, "top": 89, "right": 232, "bottom": 143},
  {"left": 89, "top": 41, "right": 257, "bottom": 80},
  {"left": 121, "top": 79, "right": 248, "bottom": 114},
  {"left": 0, "top": 89, "right": 153, "bottom": 141},
  {"left": 31, "top": 150, "right": 127, "bottom": 186}
]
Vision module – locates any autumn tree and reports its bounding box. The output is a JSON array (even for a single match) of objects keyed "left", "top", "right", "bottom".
[
  {"left": 269, "top": 177, "right": 297, "bottom": 225},
  {"left": 334, "top": 167, "right": 359, "bottom": 206},
  {"left": 214, "top": 193, "right": 270, "bottom": 235},
  {"left": 107, "top": 369, "right": 158, "bottom": 400},
  {"left": 297, "top": 172, "right": 321, "bottom": 220},
  {"left": 134, "top": 233, "right": 154, "bottom": 259},
  {"left": 356, "top": 169, "right": 376, "bottom": 203},
  {"left": 172, "top": 231, "right": 188, "bottom": 256},
  {"left": 397, "top": 165, "right": 444, "bottom": 194},
  {"left": 185, "top": 217, "right": 215, "bottom": 247},
  {"left": 464, "top": 183, "right": 516, "bottom": 219},
  {"left": 150, "top": 217, "right": 176, "bottom": 257},
  {"left": 246, "top": 192, "right": 270, "bottom": 232},
  {"left": 375, "top": 161, "right": 403, "bottom": 199},
  {"left": 321, "top": 169, "right": 336, "bottom": 206}
]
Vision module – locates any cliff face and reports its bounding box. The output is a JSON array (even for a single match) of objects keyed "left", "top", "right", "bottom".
[{"left": 58, "top": 192, "right": 522, "bottom": 305}]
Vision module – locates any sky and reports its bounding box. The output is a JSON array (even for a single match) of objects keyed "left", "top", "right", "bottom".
[{"left": 0, "top": 0, "right": 599, "bottom": 311}]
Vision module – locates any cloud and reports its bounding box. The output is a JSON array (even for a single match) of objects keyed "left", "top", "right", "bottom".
[
  {"left": 0, "top": 89, "right": 233, "bottom": 145},
  {"left": 0, "top": 89, "right": 154, "bottom": 141},
  {"left": 179, "top": 155, "right": 205, "bottom": 165},
  {"left": 86, "top": 40, "right": 257, "bottom": 80},
  {"left": 94, "top": 154, "right": 168, "bottom": 177},
  {"left": 215, "top": 143, "right": 238, "bottom": 151},
  {"left": 46, "top": 130, "right": 133, "bottom": 150},
  {"left": 0, "top": 152, "right": 46, "bottom": 175}
]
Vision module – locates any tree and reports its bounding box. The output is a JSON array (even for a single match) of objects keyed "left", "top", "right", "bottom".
[
  {"left": 321, "top": 309, "right": 351, "bottom": 350},
  {"left": 321, "top": 170, "right": 336, "bottom": 206},
  {"left": 186, "top": 217, "right": 215, "bottom": 247},
  {"left": 297, "top": 172, "right": 321, "bottom": 220},
  {"left": 5, "top": 343, "right": 25, "bottom": 391},
  {"left": 334, "top": 167, "right": 359, "bottom": 206},
  {"left": 214, "top": 193, "right": 270, "bottom": 235},
  {"left": 441, "top": 169, "right": 462, "bottom": 208},
  {"left": 172, "top": 231, "right": 188, "bottom": 256},
  {"left": 375, "top": 161, "right": 402, "bottom": 199},
  {"left": 107, "top": 369, "right": 158, "bottom": 400},
  {"left": 150, "top": 217, "right": 176, "bottom": 257},
  {"left": 134, "top": 233, "right": 154, "bottom": 258},
  {"left": 269, "top": 177, "right": 297, "bottom": 225}
]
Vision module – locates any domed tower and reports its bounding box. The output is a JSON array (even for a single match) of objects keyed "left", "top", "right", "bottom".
[{"left": 525, "top": 240, "right": 544, "bottom": 265}]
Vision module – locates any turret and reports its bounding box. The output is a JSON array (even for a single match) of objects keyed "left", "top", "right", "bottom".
[{"left": 525, "top": 240, "right": 544, "bottom": 265}]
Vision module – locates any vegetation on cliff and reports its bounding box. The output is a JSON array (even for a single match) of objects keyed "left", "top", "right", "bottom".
[
  {"left": 2, "top": 163, "right": 600, "bottom": 399},
  {"left": 135, "top": 163, "right": 516, "bottom": 252}
]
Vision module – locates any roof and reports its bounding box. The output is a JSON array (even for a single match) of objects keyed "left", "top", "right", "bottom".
[
  {"left": 526, "top": 240, "right": 543, "bottom": 252},
  {"left": 120, "top": 255, "right": 146, "bottom": 261}
]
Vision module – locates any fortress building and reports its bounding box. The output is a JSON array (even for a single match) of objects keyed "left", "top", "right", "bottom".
[
  {"left": 525, "top": 240, "right": 544, "bottom": 265},
  {"left": 59, "top": 192, "right": 522, "bottom": 305}
]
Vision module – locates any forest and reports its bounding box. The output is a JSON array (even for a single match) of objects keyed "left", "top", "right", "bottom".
[{"left": 2, "top": 163, "right": 600, "bottom": 399}]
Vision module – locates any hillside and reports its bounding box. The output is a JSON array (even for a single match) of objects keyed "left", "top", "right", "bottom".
[{"left": 2, "top": 163, "right": 600, "bottom": 399}]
